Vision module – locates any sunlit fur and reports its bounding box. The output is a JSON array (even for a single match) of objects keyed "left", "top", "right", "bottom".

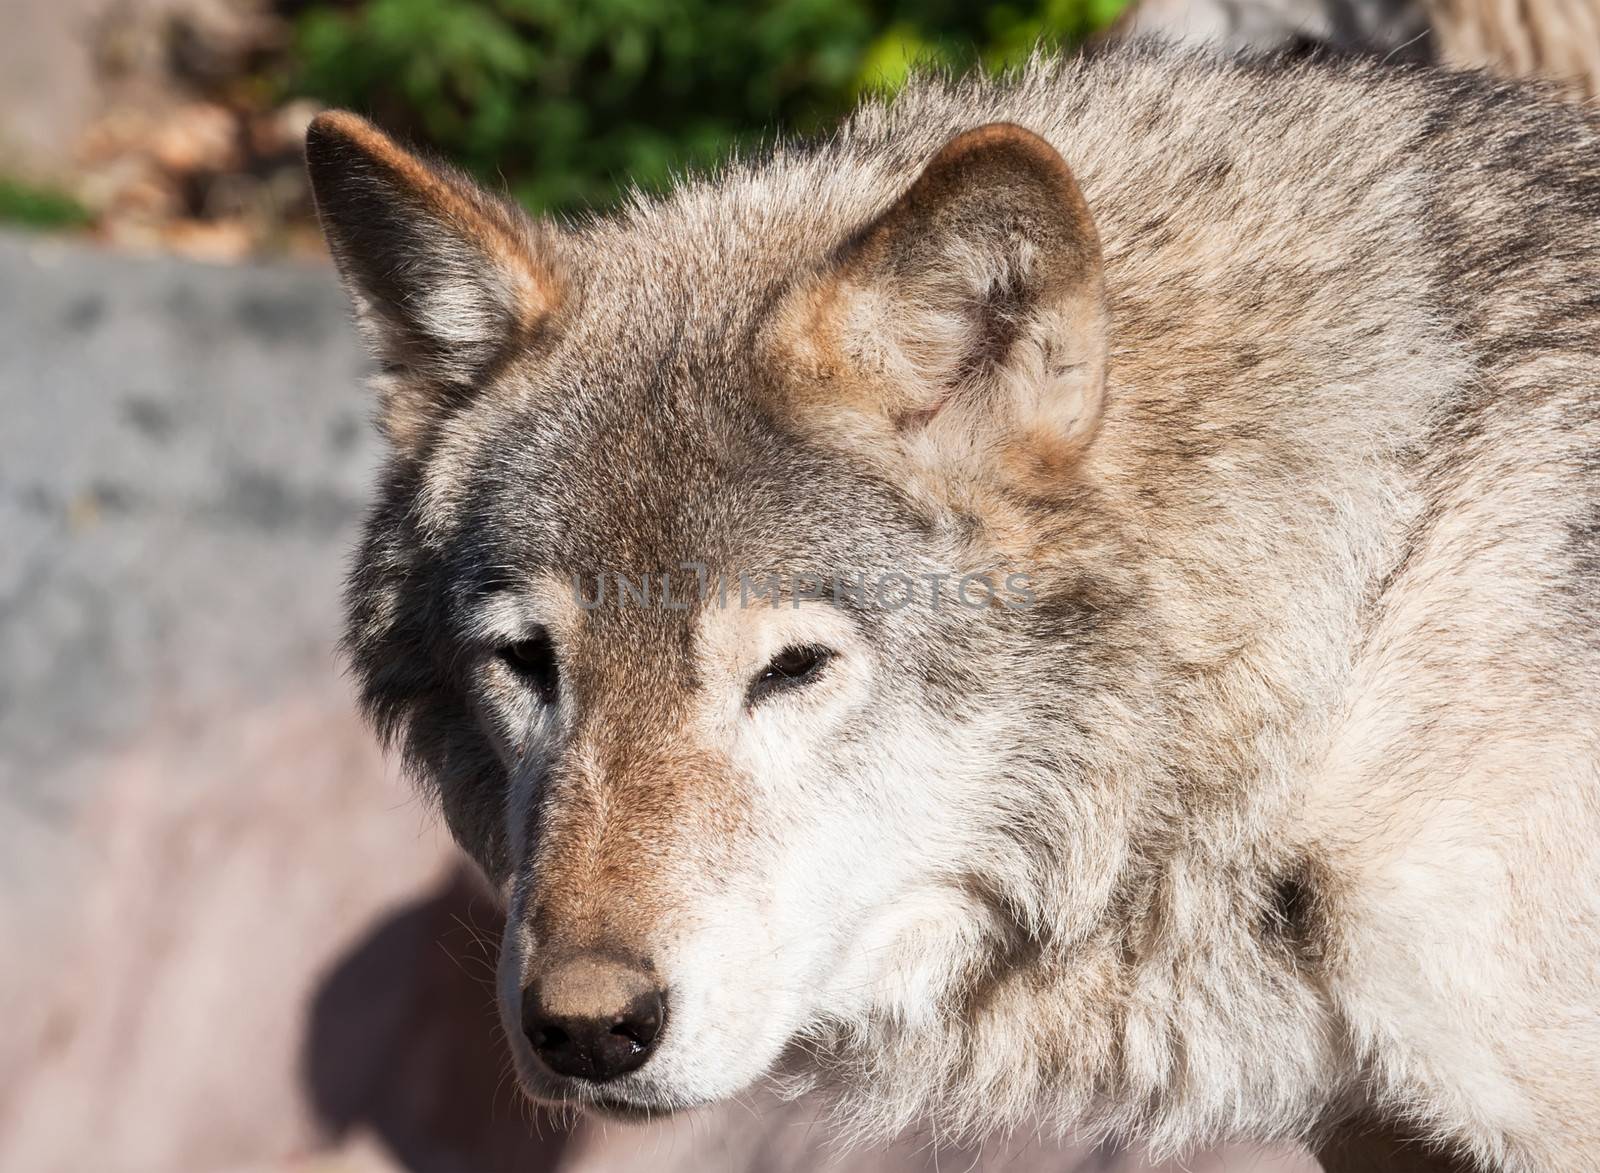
[{"left": 310, "top": 46, "right": 1600, "bottom": 1172}]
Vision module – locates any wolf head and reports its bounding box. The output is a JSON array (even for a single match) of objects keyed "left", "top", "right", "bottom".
[{"left": 307, "top": 106, "right": 1167, "bottom": 1124}]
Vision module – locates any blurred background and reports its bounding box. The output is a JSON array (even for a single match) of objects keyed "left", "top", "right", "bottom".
[
  {"left": 0, "top": 0, "right": 1583, "bottom": 1170},
  {"left": 2, "top": 0, "right": 1141, "bottom": 261}
]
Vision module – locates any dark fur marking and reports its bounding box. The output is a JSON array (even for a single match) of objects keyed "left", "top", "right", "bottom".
[{"left": 1263, "top": 862, "right": 1323, "bottom": 966}]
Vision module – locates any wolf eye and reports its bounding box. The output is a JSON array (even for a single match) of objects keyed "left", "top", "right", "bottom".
[
  {"left": 499, "top": 629, "right": 558, "bottom": 704},
  {"left": 747, "top": 645, "right": 832, "bottom": 706}
]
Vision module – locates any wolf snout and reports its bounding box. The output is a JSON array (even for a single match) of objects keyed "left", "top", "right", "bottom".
[{"left": 520, "top": 954, "right": 667, "bottom": 1083}]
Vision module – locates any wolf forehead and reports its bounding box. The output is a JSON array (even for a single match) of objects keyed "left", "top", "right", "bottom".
[{"left": 407, "top": 357, "right": 933, "bottom": 588}]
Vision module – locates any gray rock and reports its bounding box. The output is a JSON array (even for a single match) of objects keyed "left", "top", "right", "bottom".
[{"left": 0, "top": 232, "right": 375, "bottom": 814}]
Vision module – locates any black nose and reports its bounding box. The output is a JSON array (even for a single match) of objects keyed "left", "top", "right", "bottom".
[{"left": 521, "top": 955, "right": 666, "bottom": 1083}]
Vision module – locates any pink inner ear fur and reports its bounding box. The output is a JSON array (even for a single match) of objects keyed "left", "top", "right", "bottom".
[{"left": 770, "top": 124, "right": 1108, "bottom": 493}]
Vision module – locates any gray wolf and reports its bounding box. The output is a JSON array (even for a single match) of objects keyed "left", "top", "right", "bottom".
[{"left": 305, "top": 45, "right": 1600, "bottom": 1172}]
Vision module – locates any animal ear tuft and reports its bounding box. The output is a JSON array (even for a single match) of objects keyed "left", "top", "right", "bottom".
[
  {"left": 304, "top": 111, "right": 561, "bottom": 446},
  {"left": 777, "top": 122, "right": 1107, "bottom": 486}
]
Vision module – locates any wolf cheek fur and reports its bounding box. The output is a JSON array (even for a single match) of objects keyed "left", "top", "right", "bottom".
[{"left": 308, "top": 47, "right": 1600, "bottom": 1172}]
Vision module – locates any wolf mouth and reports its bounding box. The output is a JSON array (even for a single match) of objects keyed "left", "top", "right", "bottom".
[
  {"left": 540, "top": 1081, "right": 691, "bottom": 1120},
  {"left": 578, "top": 1092, "right": 683, "bottom": 1122}
]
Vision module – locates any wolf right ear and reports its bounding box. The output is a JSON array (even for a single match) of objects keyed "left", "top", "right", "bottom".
[
  {"left": 305, "top": 111, "right": 561, "bottom": 447},
  {"left": 772, "top": 123, "right": 1106, "bottom": 490}
]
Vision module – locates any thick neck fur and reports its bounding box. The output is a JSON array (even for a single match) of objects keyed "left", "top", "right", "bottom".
[
  {"left": 800, "top": 373, "right": 1451, "bottom": 1152},
  {"left": 801, "top": 308, "right": 1455, "bottom": 1151}
]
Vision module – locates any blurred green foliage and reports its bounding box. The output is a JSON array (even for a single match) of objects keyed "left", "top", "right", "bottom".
[
  {"left": 0, "top": 178, "right": 93, "bottom": 231},
  {"left": 286, "top": 0, "right": 1128, "bottom": 215}
]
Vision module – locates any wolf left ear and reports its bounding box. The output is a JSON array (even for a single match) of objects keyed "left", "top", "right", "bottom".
[
  {"left": 776, "top": 123, "right": 1106, "bottom": 484},
  {"left": 305, "top": 111, "right": 561, "bottom": 447}
]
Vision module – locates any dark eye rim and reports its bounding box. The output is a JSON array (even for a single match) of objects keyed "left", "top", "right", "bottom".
[
  {"left": 746, "top": 644, "right": 834, "bottom": 707},
  {"left": 498, "top": 628, "right": 559, "bottom": 704}
]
